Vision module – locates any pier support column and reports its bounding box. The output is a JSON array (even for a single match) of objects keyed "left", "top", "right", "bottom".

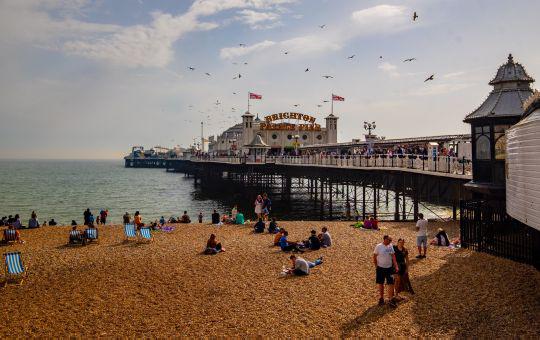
[
  {"left": 362, "top": 184, "right": 366, "bottom": 221},
  {"left": 320, "top": 179, "right": 325, "bottom": 220},
  {"left": 373, "top": 185, "right": 378, "bottom": 219},
  {"left": 394, "top": 190, "right": 400, "bottom": 221},
  {"left": 329, "top": 180, "right": 333, "bottom": 220}
]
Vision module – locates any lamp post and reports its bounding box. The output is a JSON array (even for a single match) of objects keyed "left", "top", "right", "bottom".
[
  {"left": 293, "top": 134, "right": 300, "bottom": 155},
  {"left": 364, "top": 121, "right": 376, "bottom": 136}
]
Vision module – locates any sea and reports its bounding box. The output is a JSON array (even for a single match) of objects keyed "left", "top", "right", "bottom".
[{"left": 0, "top": 160, "right": 454, "bottom": 225}]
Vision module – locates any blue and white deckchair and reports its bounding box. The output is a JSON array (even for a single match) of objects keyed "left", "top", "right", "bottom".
[
  {"left": 3, "top": 252, "right": 27, "bottom": 286},
  {"left": 139, "top": 227, "right": 153, "bottom": 242},
  {"left": 124, "top": 224, "right": 137, "bottom": 241},
  {"left": 3, "top": 229, "right": 18, "bottom": 244},
  {"left": 84, "top": 228, "right": 99, "bottom": 244},
  {"left": 68, "top": 230, "right": 83, "bottom": 245}
]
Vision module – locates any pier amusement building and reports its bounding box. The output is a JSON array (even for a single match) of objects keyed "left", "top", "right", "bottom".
[{"left": 209, "top": 111, "right": 338, "bottom": 155}]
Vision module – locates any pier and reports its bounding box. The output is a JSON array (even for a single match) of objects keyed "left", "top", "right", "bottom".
[{"left": 163, "top": 154, "right": 471, "bottom": 221}]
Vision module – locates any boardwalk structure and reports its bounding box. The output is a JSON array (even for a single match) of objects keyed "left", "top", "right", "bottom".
[{"left": 164, "top": 154, "right": 471, "bottom": 221}]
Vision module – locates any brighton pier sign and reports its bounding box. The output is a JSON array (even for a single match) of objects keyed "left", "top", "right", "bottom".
[{"left": 260, "top": 112, "right": 321, "bottom": 131}]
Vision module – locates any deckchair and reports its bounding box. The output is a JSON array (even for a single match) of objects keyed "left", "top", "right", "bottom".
[
  {"left": 3, "top": 252, "right": 28, "bottom": 286},
  {"left": 139, "top": 227, "right": 153, "bottom": 242},
  {"left": 68, "top": 230, "right": 84, "bottom": 245},
  {"left": 3, "top": 229, "right": 17, "bottom": 245},
  {"left": 124, "top": 224, "right": 137, "bottom": 241},
  {"left": 84, "top": 228, "right": 99, "bottom": 244}
]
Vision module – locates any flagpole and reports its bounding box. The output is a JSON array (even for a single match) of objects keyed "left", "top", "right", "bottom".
[{"left": 247, "top": 92, "right": 250, "bottom": 113}]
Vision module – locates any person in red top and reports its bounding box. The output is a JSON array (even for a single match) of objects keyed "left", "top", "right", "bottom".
[{"left": 100, "top": 209, "right": 108, "bottom": 225}]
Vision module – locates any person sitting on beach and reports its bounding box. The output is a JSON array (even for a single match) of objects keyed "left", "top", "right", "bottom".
[
  {"left": 285, "top": 255, "right": 323, "bottom": 276},
  {"left": 231, "top": 205, "right": 238, "bottom": 221},
  {"left": 279, "top": 231, "right": 304, "bottom": 253},
  {"left": 134, "top": 211, "right": 144, "bottom": 229},
  {"left": 180, "top": 210, "right": 191, "bottom": 223},
  {"left": 42, "top": 221, "right": 48, "bottom": 227},
  {"left": 304, "top": 230, "right": 321, "bottom": 250},
  {"left": 28, "top": 216, "right": 40, "bottom": 229},
  {"left": 0, "top": 217, "right": 6, "bottom": 226},
  {"left": 370, "top": 216, "right": 379, "bottom": 230},
  {"left": 159, "top": 216, "right": 166, "bottom": 226},
  {"left": 254, "top": 218, "right": 265, "bottom": 233},
  {"left": 12, "top": 214, "right": 24, "bottom": 229},
  {"left": 48, "top": 218, "right": 57, "bottom": 226},
  {"left": 268, "top": 218, "right": 280, "bottom": 234},
  {"left": 319, "top": 227, "right": 332, "bottom": 247},
  {"left": 211, "top": 210, "right": 220, "bottom": 225},
  {"left": 123, "top": 212, "right": 131, "bottom": 225},
  {"left": 204, "top": 234, "right": 225, "bottom": 255},
  {"left": 168, "top": 216, "right": 178, "bottom": 224},
  {"left": 430, "top": 228, "right": 451, "bottom": 246},
  {"left": 69, "top": 225, "right": 84, "bottom": 244},
  {"left": 235, "top": 211, "right": 245, "bottom": 225},
  {"left": 2, "top": 225, "right": 23, "bottom": 244},
  {"left": 274, "top": 229, "right": 286, "bottom": 246}
]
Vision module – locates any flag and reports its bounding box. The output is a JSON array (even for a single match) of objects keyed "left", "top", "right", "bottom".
[
  {"left": 249, "top": 92, "right": 262, "bottom": 99},
  {"left": 332, "top": 94, "right": 345, "bottom": 101}
]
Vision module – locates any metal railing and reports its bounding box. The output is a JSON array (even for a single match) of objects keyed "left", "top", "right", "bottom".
[{"left": 189, "top": 154, "right": 472, "bottom": 176}]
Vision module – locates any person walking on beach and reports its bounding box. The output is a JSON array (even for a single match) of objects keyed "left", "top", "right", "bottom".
[
  {"left": 393, "top": 238, "right": 414, "bottom": 298},
  {"left": 262, "top": 193, "right": 272, "bottom": 221},
  {"left": 373, "top": 235, "right": 399, "bottom": 307},
  {"left": 83, "top": 208, "right": 91, "bottom": 226},
  {"left": 100, "top": 209, "right": 108, "bottom": 225},
  {"left": 416, "top": 213, "right": 428, "bottom": 258},
  {"left": 254, "top": 195, "right": 264, "bottom": 219}
]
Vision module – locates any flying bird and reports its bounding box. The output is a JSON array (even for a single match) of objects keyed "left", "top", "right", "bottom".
[
  {"left": 322, "top": 75, "right": 334, "bottom": 79},
  {"left": 239, "top": 43, "right": 246, "bottom": 47},
  {"left": 233, "top": 74, "right": 242, "bottom": 79},
  {"left": 188, "top": 66, "right": 195, "bottom": 71},
  {"left": 293, "top": 104, "right": 300, "bottom": 107},
  {"left": 424, "top": 74, "right": 435, "bottom": 82},
  {"left": 413, "top": 12, "right": 418, "bottom": 21},
  {"left": 232, "top": 92, "right": 237, "bottom": 95},
  {"left": 319, "top": 24, "right": 326, "bottom": 29},
  {"left": 205, "top": 72, "right": 211, "bottom": 76},
  {"left": 284, "top": 51, "right": 289, "bottom": 55},
  {"left": 379, "top": 56, "right": 383, "bottom": 59},
  {"left": 305, "top": 68, "right": 310, "bottom": 72},
  {"left": 244, "top": 62, "right": 248, "bottom": 65},
  {"left": 403, "top": 58, "right": 416, "bottom": 62},
  {"left": 348, "top": 55, "right": 355, "bottom": 59},
  {"left": 323, "top": 100, "right": 329, "bottom": 103},
  {"left": 317, "top": 104, "right": 323, "bottom": 108},
  {"left": 215, "top": 100, "right": 221, "bottom": 105}
]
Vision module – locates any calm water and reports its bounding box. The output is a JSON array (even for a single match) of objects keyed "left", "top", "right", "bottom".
[
  {"left": 0, "top": 160, "right": 230, "bottom": 225},
  {"left": 0, "top": 160, "right": 454, "bottom": 225}
]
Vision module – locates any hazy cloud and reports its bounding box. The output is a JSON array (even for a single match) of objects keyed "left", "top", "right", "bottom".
[{"left": 220, "top": 40, "right": 276, "bottom": 59}]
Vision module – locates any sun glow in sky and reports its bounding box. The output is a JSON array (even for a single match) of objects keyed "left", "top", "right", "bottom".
[{"left": 1, "top": 0, "right": 539, "bottom": 159}]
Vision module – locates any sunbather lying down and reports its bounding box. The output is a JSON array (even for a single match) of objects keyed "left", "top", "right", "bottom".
[
  {"left": 283, "top": 255, "right": 323, "bottom": 276},
  {"left": 204, "top": 234, "right": 226, "bottom": 255}
]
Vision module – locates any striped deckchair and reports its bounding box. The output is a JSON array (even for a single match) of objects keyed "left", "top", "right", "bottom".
[
  {"left": 3, "top": 252, "right": 27, "bottom": 286},
  {"left": 124, "top": 224, "right": 137, "bottom": 241},
  {"left": 139, "top": 227, "right": 153, "bottom": 242},
  {"left": 3, "top": 229, "right": 17, "bottom": 244},
  {"left": 84, "top": 228, "right": 99, "bottom": 244},
  {"left": 68, "top": 230, "right": 83, "bottom": 245}
]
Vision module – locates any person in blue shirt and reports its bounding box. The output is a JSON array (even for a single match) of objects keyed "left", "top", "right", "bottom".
[
  {"left": 268, "top": 217, "right": 280, "bottom": 234},
  {"left": 262, "top": 193, "right": 272, "bottom": 221},
  {"left": 159, "top": 216, "right": 166, "bottom": 226},
  {"left": 279, "top": 231, "right": 304, "bottom": 253}
]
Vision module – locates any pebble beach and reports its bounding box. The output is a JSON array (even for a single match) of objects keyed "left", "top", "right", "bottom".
[{"left": 1, "top": 220, "right": 539, "bottom": 338}]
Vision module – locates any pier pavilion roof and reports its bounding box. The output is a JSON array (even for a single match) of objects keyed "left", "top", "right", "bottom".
[{"left": 464, "top": 54, "right": 535, "bottom": 123}]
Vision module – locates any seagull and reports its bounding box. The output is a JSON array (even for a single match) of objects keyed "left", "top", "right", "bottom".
[
  {"left": 244, "top": 62, "right": 248, "bottom": 65},
  {"left": 205, "top": 72, "right": 211, "bottom": 76},
  {"left": 317, "top": 104, "right": 323, "bottom": 108},
  {"left": 233, "top": 74, "right": 242, "bottom": 79},
  {"left": 348, "top": 55, "right": 355, "bottom": 59},
  {"left": 284, "top": 51, "right": 289, "bottom": 55},
  {"left": 215, "top": 100, "right": 221, "bottom": 105},
  {"left": 232, "top": 92, "right": 237, "bottom": 95},
  {"left": 323, "top": 100, "right": 329, "bottom": 103},
  {"left": 403, "top": 58, "right": 416, "bottom": 62},
  {"left": 305, "top": 68, "right": 310, "bottom": 72},
  {"left": 424, "top": 74, "right": 435, "bottom": 82},
  {"left": 188, "top": 66, "right": 195, "bottom": 71},
  {"left": 319, "top": 24, "right": 326, "bottom": 29},
  {"left": 293, "top": 104, "right": 300, "bottom": 107},
  {"left": 322, "top": 75, "right": 334, "bottom": 79},
  {"left": 379, "top": 56, "right": 383, "bottom": 59},
  {"left": 413, "top": 11, "right": 418, "bottom": 21},
  {"left": 239, "top": 43, "right": 246, "bottom": 47}
]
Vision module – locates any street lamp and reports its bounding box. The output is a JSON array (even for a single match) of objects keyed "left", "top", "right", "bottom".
[
  {"left": 364, "top": 121, "right": 376, "bottom": 135},
  {"left": 293, "top": 134, "right": 300, "bottom": 155}
]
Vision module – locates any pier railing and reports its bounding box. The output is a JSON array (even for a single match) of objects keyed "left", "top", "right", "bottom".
[{"left": 190, "top": 154, "right": 472, "bottom": 177}]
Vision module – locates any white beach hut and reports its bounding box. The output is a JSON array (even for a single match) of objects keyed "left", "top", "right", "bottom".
[{"left": 506, "top": 91, "right": 540, "bottom": 231}]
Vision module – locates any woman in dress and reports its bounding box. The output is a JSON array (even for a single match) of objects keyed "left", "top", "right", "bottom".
[
  {"left": 393, "top": 238, "right": 414, "bottom": 298},
  {"left": 254, "top": 195, "right": 263, "bottom": 219}
]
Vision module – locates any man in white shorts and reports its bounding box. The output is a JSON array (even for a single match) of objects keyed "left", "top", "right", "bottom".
[{"left": 416, "top": 213, "right": 428, "bottom": 258}]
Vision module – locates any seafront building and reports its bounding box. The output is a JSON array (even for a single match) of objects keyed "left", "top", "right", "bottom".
[{"left": 208, "top": 112, "right": 338, "bottom": 155}]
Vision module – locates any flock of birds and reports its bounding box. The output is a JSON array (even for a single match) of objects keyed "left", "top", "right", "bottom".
[{"left": 180, "top": 11, "right": 437, "bottom": 138}]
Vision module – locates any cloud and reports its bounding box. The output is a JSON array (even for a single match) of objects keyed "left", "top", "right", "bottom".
[
  {"left": 235, "top": 9, "right": 281, "bottom": 29},
  {"left": 220, "top": 40, "right": 276, "bottom": 59},
  {"left": 351, "top": 5, "right": 409, "bottom": 34},
  {"left": 443, "top": 71, "right": 466, "bottom": 79},
  {"left": 378, "top": 62, "right": 399, "bottom": 77},
  {"left": 280, "top": 35, "right": 341, "bottom": 54},
  {"left": 409, "top": 83, "right": 473, "bottom": 96}
]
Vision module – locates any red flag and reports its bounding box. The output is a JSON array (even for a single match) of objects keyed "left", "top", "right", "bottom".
[
  {"left": 249, "top": 92, "right": 262, "bottom": 99},
  {"left": 332, "top": 94, "right": 345, "bottom": 101}
]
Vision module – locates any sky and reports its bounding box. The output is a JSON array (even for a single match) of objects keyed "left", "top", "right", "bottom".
[{"left": 1, "top": 0, "right": 539, "bottom": 159}]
